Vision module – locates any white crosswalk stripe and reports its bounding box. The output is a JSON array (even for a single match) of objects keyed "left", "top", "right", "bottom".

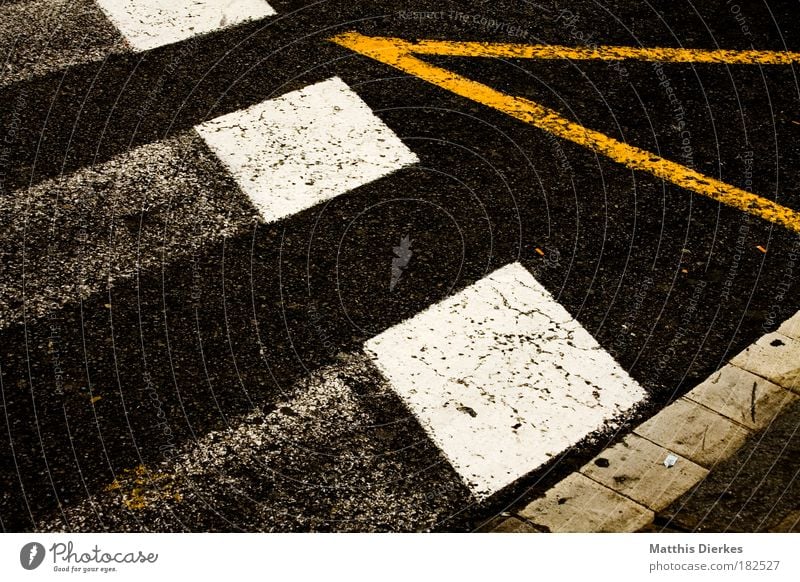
[
  {"left": 37, "top": 354, "right": 472, "bottom": 532},
  {"left": 1, "top": 76, "right": 418, "bottom": 326},
  {"left": 365, "top": 262, "right": 647, "bottom": 498},
  {"left": 0, "top": 0, "right": 126, "bottom": 87},
  {"left": 0, "top": 22, "right": 650, "bottom": 526},
  {"left": 95, "top": 0, "right": 276, "bottom": 51},
  {"left": 195, "top": 76, "right": 420, "bottom": 223},
  {"left": 0, "top": 132, "right": 258, "bottom": 329},
  {"left": 30, "top": 261, "right": 649, "bottom": 528},
  {"left": 2, "top": 0, "right": 798, "bottom": 538},
  {"left": 1, "top": 66, "right": 647, "bottom": 516},
  {"left": 0, "top": 0, "right": 278, "bottom": 88}
]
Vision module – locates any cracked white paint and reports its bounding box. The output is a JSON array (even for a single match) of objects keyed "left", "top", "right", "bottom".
[
  {"left": 365, "top": 262, "right": 647, "bottom": 498},
  {"left": 96, "top": 0, "right": 275, "bottom": 51},
  {"left": 195, "top": 76, "right": 419, "bottom": 223}
]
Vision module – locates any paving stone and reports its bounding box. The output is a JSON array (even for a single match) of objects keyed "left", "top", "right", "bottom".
[
  {"left": 580, "top": 434, "right": 708, "bottom": 512},
  {"left": 730, "top": 332, "right": 800, "bottom": 395},
  {"left": 685, "top": 364, "right": 799, "bottom": 430},
  {"left": 772, "top": 368, "right": 800, "bottom": 396},
  {"left": 778, "top": 311, "right": 800, "bottom": 341},
  {"left": 517, "top": 473, "right": 653, "bottom": 532},
  {"left": 634, "top": 398, "right": 751, "bottom": 468}
]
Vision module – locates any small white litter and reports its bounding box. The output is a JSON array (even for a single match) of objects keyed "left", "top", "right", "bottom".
[{"left": 663, "top": 454, "right": 679, "bottom": 468}]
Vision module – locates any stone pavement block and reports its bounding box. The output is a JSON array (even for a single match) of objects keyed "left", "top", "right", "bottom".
[
  {"left": 490, "top": 517, "right": 540, "bottom": 533},
  {"left": 774, "top": 369, "right": 800, "bottom": 395},
  {"left": 685, "top": 364, "right": 798, "bottom": 430},
  {"left": 652, "top": 397, "right": 800, "bottom": 533},
  {"left": 517, "top": 473, "right": 653, "bottom": 532},
  {"left": 730, "top": 332, "right": 800, "bottom": 395},
  {"left": 778, "top": 311, "right": 800, "bottom": 341},
  {"left": 580, "top": 434, "right": 708, "bottom": 512},
  {"left": 634, "top": 398, "right": 750, "bottom": 468}
]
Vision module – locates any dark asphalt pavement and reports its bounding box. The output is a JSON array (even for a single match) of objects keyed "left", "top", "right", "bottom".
[{"left": 1, "top": 0, "right": 799, "bottom": 532}]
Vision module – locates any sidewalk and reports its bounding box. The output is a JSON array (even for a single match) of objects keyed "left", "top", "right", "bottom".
[
  {"left": 647, "top": 397, "right": 800, "bottom": 533},
  {"left": 486, "top": 312, "right": 800, "bottom": 533}
]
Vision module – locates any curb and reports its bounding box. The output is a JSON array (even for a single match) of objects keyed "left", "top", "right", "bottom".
[{"left": 491, "top": 311, "right": 800, "bottom": 533}]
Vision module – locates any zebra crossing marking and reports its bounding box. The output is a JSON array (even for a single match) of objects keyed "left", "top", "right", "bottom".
[
  {"left": 2, "top": 75, "right": 418, "bottom": 325},
  {"left": 0, "top": 132, "right": 257, "bottom": 328},
  {"left": 0, "top": 0, "right": 126, "bottom": 86},
  {"left": 95, "top": 0, "right": 276, "bottom": 51},
  {"left": 195, "top": 76, "right": 419, "bottom": 223},
  {"left": 365, "top": 262, "right": 646, "bottom": 499}
]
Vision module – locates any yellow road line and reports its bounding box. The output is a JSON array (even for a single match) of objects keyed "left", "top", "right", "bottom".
[
  {"left": 375, "top": 35, "right": 800, "bottom": 65},
  {"left": 330, "top": 32, "right": 800, "bottom": 234}
]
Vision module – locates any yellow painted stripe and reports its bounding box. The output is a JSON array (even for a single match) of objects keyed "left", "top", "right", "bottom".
[
  {"left": 387, "top": 36, "right": 800, "bottom": 65},
  {"left": 330, "top": 32, "right": 800, "bottom": 234}
]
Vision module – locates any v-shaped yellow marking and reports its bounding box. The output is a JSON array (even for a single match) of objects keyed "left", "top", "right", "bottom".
[{"left": 330, "top": 32, "right": 800, "bottom": 234}]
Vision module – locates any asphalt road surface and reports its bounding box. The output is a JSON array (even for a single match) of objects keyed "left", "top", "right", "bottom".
[{"left": 1, "top": 0, "right": 799, "bottom": 532}]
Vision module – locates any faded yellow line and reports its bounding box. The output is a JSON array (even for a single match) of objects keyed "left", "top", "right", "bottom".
[
  {"left": 330, "top": 32, "right": 800, "bottom": 234},
  {"left": 388, "top": 36, "right": 800, "bottom": 64}
]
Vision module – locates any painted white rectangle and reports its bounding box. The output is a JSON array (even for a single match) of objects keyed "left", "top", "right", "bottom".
[
  {"left": 96, "top": 0, "right": 275, "bottom": 51},
  {"left": 364, "top": 262, "right": 646, "bottom": 498},
  {"left": 0, "top": 132, "right": 258, "bottom": 329},
  {"left": 195, "top": 76, "right": 419, "bottom": 223},
  {"left": 0, "top": 0, "right": 127, "bottom": 87}
]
